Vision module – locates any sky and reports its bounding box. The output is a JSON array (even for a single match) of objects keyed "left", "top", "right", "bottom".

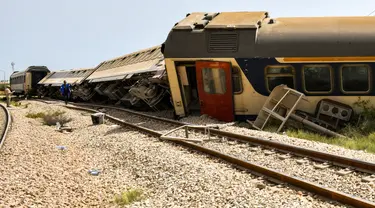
[{"left": 0, "top": 0, "right": 374, "bottom": 81}]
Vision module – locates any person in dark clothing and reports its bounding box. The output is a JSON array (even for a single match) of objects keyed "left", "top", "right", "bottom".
[{"left": 60, "top": 80, "right": 71, "bottom": 105}]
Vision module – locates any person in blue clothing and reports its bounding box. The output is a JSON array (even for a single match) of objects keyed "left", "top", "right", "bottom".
[{"left": 60, "top": 80, "right": 71, "bottom": 105}]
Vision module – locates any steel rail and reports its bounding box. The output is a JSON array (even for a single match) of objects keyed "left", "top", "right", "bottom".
[
  {"left": 0, "top": 103, "right": 11, "bottom": 149},
  {"left": 70, "top": 102, "right": 375, "bottom": 174},
  {"left": 64, "top": 104, "right": 375, "bottom": 208}
]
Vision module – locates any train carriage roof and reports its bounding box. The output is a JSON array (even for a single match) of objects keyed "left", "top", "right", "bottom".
[
  {"left": 86, "top": 45, "right": 165, "bottom": 83},
  {"left": 38, "top": 68, "right": 95, "bottom": 86},
  {"left": 10, "top": 66, "right": 50, "bottom": 78},
  {"left": 163, "top": 12, "right": 375, "bottom": 58}
]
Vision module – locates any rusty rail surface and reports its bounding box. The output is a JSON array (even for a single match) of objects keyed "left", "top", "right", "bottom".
[
  {"left": 70, "top": 102, "right": 375, "bottom": 174},
  {"left": 63, "top": 103, "right": 375, "bottom": 208},
  {"left": 0, "top": 103, "right": 11, "bottom": 149}
]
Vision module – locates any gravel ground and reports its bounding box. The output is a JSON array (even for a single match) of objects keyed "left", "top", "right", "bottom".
[
  {"left": 0, "top": 100, "right": 346, "bottom": 207},
  {"left": 106, "top": 106, "right": 375, "bottom": 164},
  {"left": 178, "top": 116, "right": 375, "bottom": 163},
  {"left": 100, "top": 108, "right": 177, "bottom": 134},
  {"left": 198, "top": 139, "right": 375, "bottom": 203}
]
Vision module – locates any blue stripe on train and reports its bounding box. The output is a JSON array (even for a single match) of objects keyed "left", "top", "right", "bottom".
[{"left": 235, "top": 58, "right": 375, "bottom": 96}]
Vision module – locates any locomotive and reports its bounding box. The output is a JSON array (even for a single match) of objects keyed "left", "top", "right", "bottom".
[{"left": 162, "top": 12, "right": 375, "bottom": 122}]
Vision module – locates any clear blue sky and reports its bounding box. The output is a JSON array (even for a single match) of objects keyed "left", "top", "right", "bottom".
[{"left": 0, "top": 0, "right": 374, "bottom": 80}]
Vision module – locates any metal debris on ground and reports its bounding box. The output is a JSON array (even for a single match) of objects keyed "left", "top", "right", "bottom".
[
  {"left": 251, "top": 85, "right": 305, "bottom": 132},
  {"left": 160, "top": 124, "right": 222, "bottom": 143},
  {"left": 249, "top": 85, "right": 347, "bottom": 138},
  {"left": 56, "top": 146, "right": 66, "bottom": 151},
  {"left": 56, "top": 122, "right": 61, "bottom": 130},
  {"left": 91, "top": 112, "right": 105, "bottom": 125},
  {"left": 88, "top": 169, "right": 100, "bottom": 176},
  {"left": 55, "top": 126, "right": 73, "bottom": 133}
]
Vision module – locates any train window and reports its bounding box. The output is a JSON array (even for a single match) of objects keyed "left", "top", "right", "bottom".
[
  {"left": 341, "top": 65, "right": 370, "bottom": 93},
  {"left": 303, "top": 65, "right": 332, "bottom": 93},
  {"left": 265, "top": 65, "right": 295, "bottom": 92},
  {"left": 202, "top": 68, "right": 226, "bottom": 94},
  {"left": 232, "top": 67, "right": 243, "bottom": 94}
]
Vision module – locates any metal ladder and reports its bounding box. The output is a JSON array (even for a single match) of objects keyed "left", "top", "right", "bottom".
[{"left": 252, "top": 85, "right": 305, "bottom": 132}]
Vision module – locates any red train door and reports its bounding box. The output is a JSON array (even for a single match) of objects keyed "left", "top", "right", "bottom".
[{"left": 195, "top": 61, "right": 234, "bottom": 122}]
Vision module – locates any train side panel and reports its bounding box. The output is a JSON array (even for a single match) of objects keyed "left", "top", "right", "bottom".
[{"left": 165, "top": 57, "right": 375, "bottom": 121}]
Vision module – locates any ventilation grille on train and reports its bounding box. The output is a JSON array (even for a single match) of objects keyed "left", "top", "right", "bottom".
[{"left": 208, "top": 32, "right": 238, "bottom": 53}]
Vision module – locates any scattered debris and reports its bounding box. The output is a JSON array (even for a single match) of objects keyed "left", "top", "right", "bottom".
[
  {"left": 56, "top": 146, "right": 66, "bottom": 151},
  {"left": 91, "top": 113, "right": 105, "bottom": 125},
  {"left": 289, "top": 114, "right": 346, "bottom": 138},
  {"left": 249, "top": 85, "right": 347, "bottom": 138},
  {"left": 88, "top": 169, "right": 100, "bottom": 176},
  {"left": 315, "top": 99, "right": 353, "bottom": 130},
  {"left": 56, "top": 122, "right": 61, "bottom": 130},
  {"left": 55, "top": 122, "right": 73, "bottom": 133},
  {"left": 251, "top": 85, "right": 305, "bottom": 132}
]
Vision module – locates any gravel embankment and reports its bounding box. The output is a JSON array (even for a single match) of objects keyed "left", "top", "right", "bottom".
[
  {"left": 101, "top": 108, "right": 177, "bottom": 134},
  {"left": 105, "top": 106, "right": 375, "bottom": 164},
  {"left": 0, "top": 100, "right": 346, "bottom": 207},
  {"left": 179, "top": 116, "right": 375, "bottom": 163},
  {"left": 198, "top": 139, "right": 375, "bottom": 203}
]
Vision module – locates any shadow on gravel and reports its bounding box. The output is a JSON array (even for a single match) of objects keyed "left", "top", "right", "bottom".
[{"left": 104, "top": 126, "right": 133, "bottom": 136}]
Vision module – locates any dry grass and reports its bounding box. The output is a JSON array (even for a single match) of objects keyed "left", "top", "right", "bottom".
[{"left": 26, "top": 110, "right": 72, "bottom": 126}]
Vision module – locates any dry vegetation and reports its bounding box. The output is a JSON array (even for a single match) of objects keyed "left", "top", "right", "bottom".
[{"left": 26, "top": 110, "right": 72, "bottom": 126}]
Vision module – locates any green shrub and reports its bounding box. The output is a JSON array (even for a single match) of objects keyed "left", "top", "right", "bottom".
[
  {"left": 284, "top": 97, "right": 375, "bottom": 153},
  {"left": 114, "top": 189, "right": 143, "bottom": 205}
]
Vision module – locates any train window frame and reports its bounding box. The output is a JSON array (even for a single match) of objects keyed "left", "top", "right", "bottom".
[
  {"left": 340, "top": 64, "right": 371, "bottom": 94},
  {"left": 302, "top": 65, "right": 333, "bottom": 94},
  {"left": 232, "top": 66, "right": 243, "bottom": 94},
  {"left": 264, "top": 65, "right": 296, "bottom": 93},
  {"left": 201, "top": 67, "right": 227, "bottom": 95}
]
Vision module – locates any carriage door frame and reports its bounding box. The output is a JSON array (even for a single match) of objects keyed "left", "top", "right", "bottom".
[{"left": 195, "top": 61, "right": 235, "bottom": 122}]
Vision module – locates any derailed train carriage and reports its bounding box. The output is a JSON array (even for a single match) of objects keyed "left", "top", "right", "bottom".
[
  {"left": 38, "top": 45, "right": 171, "bottom": 110},
  {"left": 10, "top": 66, "right": 50, "bottom": 96},
  {"left": 37, "top": 68, "right": 95, "bottom": 99},
  {"left": 162, "top": 12, "right": 375, "bottom": 126}
]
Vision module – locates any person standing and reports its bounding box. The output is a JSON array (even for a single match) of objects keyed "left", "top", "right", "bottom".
[
  {"left": 4, "top": 85, "right": 14, "bottom": 107},
  {"left": 60, "top": 80, "right": 71, "bottom": 105}
]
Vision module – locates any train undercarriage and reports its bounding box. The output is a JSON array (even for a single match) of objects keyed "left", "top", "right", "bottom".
[{"left": 37, "top": 73, "right": 173, "bottom": 111}]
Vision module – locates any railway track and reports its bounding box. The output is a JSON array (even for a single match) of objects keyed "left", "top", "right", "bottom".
[
  {"left": 0, "top": 103, "right": 11, "bottom": 149},
  {"left": 37, "top": 99, "right": 375, "bottom": 207}
]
